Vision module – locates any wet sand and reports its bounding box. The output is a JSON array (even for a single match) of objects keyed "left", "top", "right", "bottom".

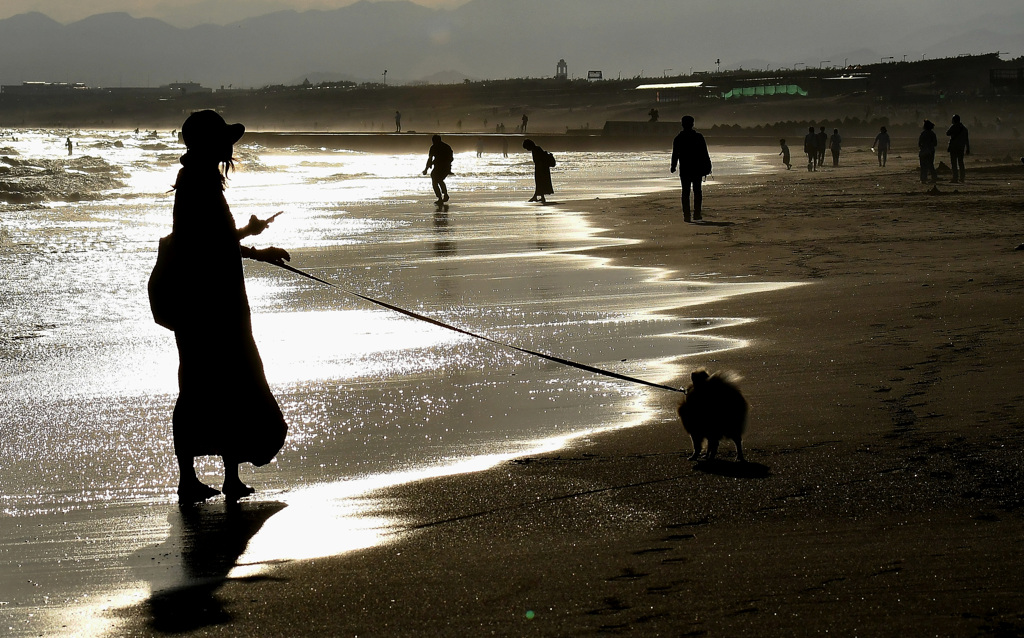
[{"left": 111, "top": 147, "right": 1024, "bottom": 635}]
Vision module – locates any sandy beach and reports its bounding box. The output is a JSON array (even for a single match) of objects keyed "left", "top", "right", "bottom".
[{"left": 95, "top": 142, "right": 1024, "bottom": 636}]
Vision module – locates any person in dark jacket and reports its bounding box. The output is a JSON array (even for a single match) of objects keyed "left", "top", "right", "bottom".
[
  {"left": 828, "top": 129, "right": 842, "bottom": 167},
  {"left": 523, "top": 138, "right": 554, "bottom": 203},
  {"left": 919, "top": 119, "right": 938, "bottom": 184},
  {"left": 946, "top": 114, "right": 970, "bottom": 183},
  {"left": 873, "top": 126, "right": 891, "bottom": 167},
  {"left": 803, "top": 126, "right": 817, "bottom": 172},
  {"left": 422, "top": 134, "right": 454, "bottom": 204},
  {"left": 168, "top": 110, "right": 290, "bottom": 504},
  {"left": 670, "top": 115, "right": 712, "bottom": 222},
  {"left": 815, "top": 126, "right": 828, "bottom": 168}
]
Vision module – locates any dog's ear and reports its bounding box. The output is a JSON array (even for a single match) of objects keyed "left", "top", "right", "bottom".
[{"left": 691, "top": 370, "right": 710, "bottom": 384}]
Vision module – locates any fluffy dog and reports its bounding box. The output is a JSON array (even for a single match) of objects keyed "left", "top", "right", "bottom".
[{"left": 677, "top": 369, "right": 748, "bottom": 462}]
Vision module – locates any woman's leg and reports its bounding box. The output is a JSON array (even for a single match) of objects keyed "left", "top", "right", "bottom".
[
  {"left": 177, "top": 455, "right": 219, "bottom": 503},
  {"left": 223, "top": 458, "right": 255, "bottom": 500}
]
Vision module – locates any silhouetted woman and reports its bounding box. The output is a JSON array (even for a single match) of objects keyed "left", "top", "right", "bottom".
[
  {"left": 918, "top": 119, "right": 938, "bottom": 184},
  {"left": 523, "top": 138, "right": 553, "bottom": 203},
  {"left": 170, "top": 110, "right": 289, "bottom": 504}
]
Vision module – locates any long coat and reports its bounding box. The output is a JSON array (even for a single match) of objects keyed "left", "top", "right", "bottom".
[
  {"left": 531, "top": 146, "right": 554, "bottom": 196},
  {"left": 170, "top": 163, "right": 287, "bottom": 465}
]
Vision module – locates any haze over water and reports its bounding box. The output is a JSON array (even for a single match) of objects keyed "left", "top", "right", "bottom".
[{"left": 0, "top": 130, "right": 793, "bottom": 634}]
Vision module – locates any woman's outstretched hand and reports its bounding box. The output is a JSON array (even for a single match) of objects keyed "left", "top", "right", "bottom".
[
  {"left": 244, "top": 211, "right": 284, "bottom": 237},
  {"left": 255, "top": 246, "right": 291, "bottom": 266}
]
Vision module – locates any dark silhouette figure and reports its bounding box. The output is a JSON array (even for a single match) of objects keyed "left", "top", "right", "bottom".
[
  {"left": 423, "top": 133, "right": 453, "bottom": 204},
  {"left": 167, "top": 110, "right": 290, "bottom": 504},
  {"left": 66, "top": 137, "right": 73, "bottom": 156},
  {"left": 475, "top": 139, "right": 484, "bottom": 158},
  {"left": 142, "top": 501, "right": 286, "bottom": 633},
  {"left": 873, "top": 126, "right": 891, "bottom": 166},
  {"left": 677, "top": 369, "right": 748, "bottom": 462},
  {"left": 648, "top": 108, "right": 660, "bottom": 122},
  {"left": 828, "top": 129, "right": 842, "bottom": 166},
  {"left": 521, "top": 113, "right": 529, "bottom": 133},
  {"left": 946, "top": 114, "right": 970, "bottom": 183},
  {"left": 394, "top": 111, "right": 401, "bottom": 133},
  {"left": 523, "top": 138, "right": 554, "bottom": 204},
  {"left": 919, "top": 119, "right": 939, "bottom": 183},
  {"left": 670, "top": 115, "right": 712, "bottom": 222},
  {"left": 779, "top": 138, "right": 792, "bottom": 170},
  {"left": 815, "top": 126, "right": 828, "bottom": 167},
  {"left": 502, "top": 137, "right": 509, "bottom": 158},
  {"left": 803, "top": 126, "right": 817, "bottom": 171}
]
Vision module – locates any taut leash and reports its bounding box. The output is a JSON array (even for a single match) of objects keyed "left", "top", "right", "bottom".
[{"left": 272, "top": 261, "right": 685, "bottom": 394}]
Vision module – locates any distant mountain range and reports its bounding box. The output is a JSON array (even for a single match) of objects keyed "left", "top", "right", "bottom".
[{"left": 0, "top": 0, "right": 1021, "bottom": 88}]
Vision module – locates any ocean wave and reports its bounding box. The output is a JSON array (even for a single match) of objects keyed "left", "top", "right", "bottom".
[
  {"left": 307, "top": 171, "right": 375, "bottom": 184},
  {"left": 0, "top": 155, "right": 129, "bottom": 203}
]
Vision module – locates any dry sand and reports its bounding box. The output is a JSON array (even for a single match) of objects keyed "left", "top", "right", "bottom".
[{"left": 114, "top": 146, "right": 1024, "bottom": 636}]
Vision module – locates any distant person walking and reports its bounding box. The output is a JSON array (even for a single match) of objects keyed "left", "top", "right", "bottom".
[
  {"left": 918, "top": 119, "right": 938, "bottom": 183},
  {"left": 873, "top": 126, "right": 891, "bottom": 167},
  {"left": 395, "top": 111, "right": 402, "bottom": 133},
  {"left": 502, "top": 137, "right": 509, "bottom": 158},
  {"left": 523, "top": 138, "right": 554, "bottom": 204},
  {"left": 670, "top": 115, "right": 712, "bottom": 222},
  {"left": 946, "top": 114, "right": 970, "bottom": 183},
  {"left": 66, "top": 137, "right": 73, "bottom": 156},
  {"left": 815, "top": 126, "right": 828, "bottom": 168},
  {"left": 779, "top": 139, "right": 792, "bottom": 169},
  {"left": 828, "top": 128, "right": 842, "bottom": 167},
  {"left": 521, "top": 113, "right": 529, "bottom": 134},
  {"left": 423, "top": 134, "right": 454, "bottom": 205},
  {"left": 803, "top": 127, "right": 817, "bottom": 171},
  {"left": 157, "top": 109, "right": 290, "bottom": 503}
]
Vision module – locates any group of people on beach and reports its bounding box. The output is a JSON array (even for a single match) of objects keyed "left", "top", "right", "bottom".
[
  {"left": 422, "top": 133, "right": 555, "bottom": 206},
  {"left": 781, "top": 126, "right": 845, "bottom": 172},
  {"left": 154, "top": 106, "right": 984, "bottom": 503},
  {"left": 918, "top": 115, "right": 971, "bottom": 183},
  {"left": 775, "top": 115, "right": 970, "bottom": 183},
  {"left": 155, "top": 112, "right": 564, "bottom": 503}
]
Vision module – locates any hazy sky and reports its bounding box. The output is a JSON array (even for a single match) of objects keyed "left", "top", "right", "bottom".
[{"left": 0, "top": 0, "right": 471, "bottom": 26}]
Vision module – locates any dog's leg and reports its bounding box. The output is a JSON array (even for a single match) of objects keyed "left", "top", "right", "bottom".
[
  {"left": 706, "top": 438, "right": 720, "bottom": 460},
  {"left": 687, "top": 435, "right": 704, "bottom": 461},
  {"left": 734, "top": 436, "right": 745, "bottom": 462}
]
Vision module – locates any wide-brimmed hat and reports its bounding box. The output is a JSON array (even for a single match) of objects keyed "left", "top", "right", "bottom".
[{"left": 181, "top": 110, "right": 244, "bottom": 150}]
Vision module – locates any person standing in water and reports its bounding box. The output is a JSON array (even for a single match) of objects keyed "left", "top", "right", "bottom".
[
  {"left": 670, "top": 115, "right": 712, "bottom": 222},
  {"left": 423, "top": 134, "right": 453, "bottom": 205},
  {"left": 66, "top": 137, "right": 73, "bottom": 156},
  {"left": 523, "top": 138, "right": 555, "bottom": 204},
  {"left": 395, "top": 111, "right": 402, "bottom": 133},
  {"left": 167, "top": 109, "right": 290, "bottom": 504}
]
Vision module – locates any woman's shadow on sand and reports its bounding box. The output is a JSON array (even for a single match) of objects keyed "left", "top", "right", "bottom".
[{"left": 131, "top": 500, "right": 287, "bottom": 633}]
